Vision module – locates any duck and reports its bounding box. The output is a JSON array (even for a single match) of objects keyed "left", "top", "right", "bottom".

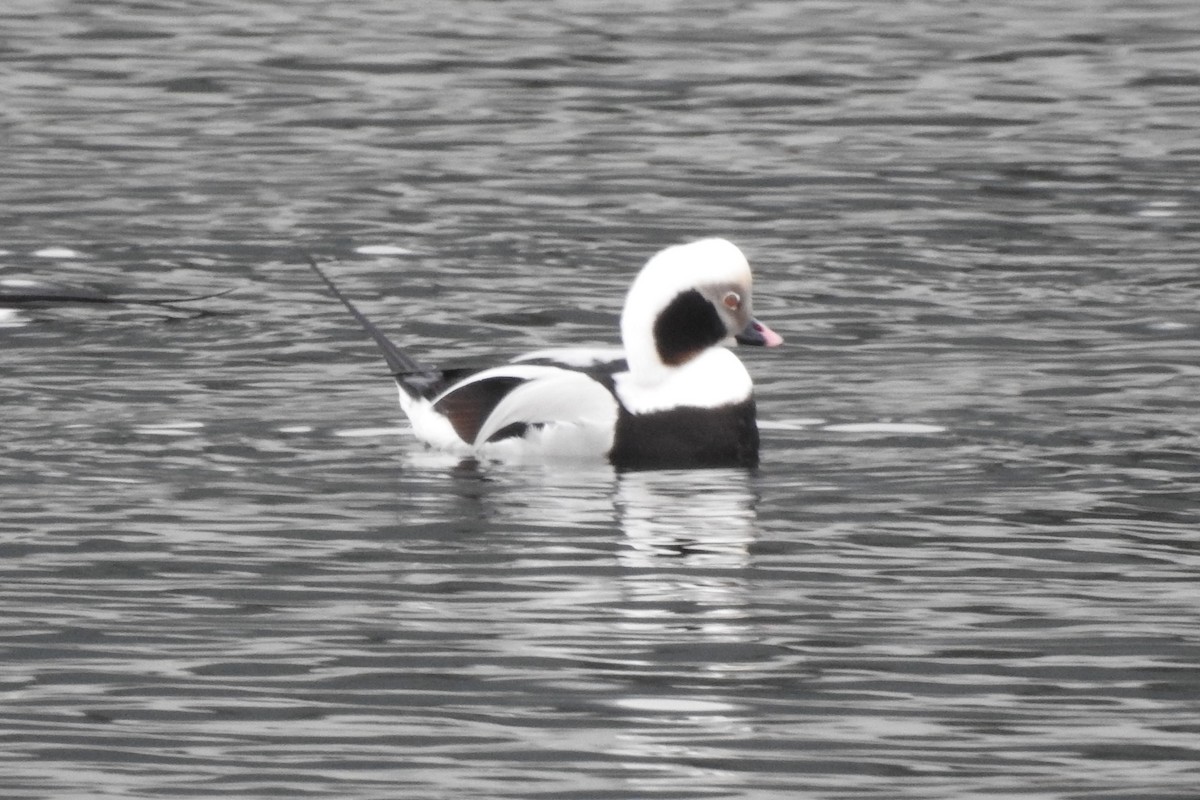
[{"left": 308, "top": 238, "right": 782, "bottom": 470}]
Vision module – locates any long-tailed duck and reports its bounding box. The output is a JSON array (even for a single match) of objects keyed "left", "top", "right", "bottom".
[{"left": 309, "top": 238, "right": 782, "bottom": 470}]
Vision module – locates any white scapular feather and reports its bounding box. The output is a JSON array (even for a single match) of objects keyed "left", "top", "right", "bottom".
[{"left": 473, "top": 370, "right": 619, "bottom": 448}]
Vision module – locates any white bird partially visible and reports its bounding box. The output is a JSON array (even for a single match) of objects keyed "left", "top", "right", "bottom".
[{"left": 309, "top": 238, "right": 782, "bottom": 470}]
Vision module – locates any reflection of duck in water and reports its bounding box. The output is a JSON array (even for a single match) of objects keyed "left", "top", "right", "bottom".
[
  {"left": 615, "top": 469, "right": 757, "bottom": 641},
  {"left": 617, "top": 468, "right": 757, "bottom": 568},
  {"left": 310, "top": 238, "right": 782, "bottom": 470}
]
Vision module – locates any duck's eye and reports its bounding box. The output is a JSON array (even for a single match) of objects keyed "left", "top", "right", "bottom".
[{"left": 722, "top": 291, "right": 741, "bottom": 310}]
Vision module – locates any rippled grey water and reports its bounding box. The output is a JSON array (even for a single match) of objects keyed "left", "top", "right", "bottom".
[{"left": 3, "top": 1, "right": 1199, "bottom": 798}]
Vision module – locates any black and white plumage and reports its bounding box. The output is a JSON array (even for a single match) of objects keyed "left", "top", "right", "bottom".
[{"left": 309, "top": 238, "right": 782, "bottom": 470}]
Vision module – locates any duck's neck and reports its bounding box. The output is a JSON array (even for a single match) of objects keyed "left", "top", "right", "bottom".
[{"left": 621, "top": 313, "right": 670, "bottom": 385}]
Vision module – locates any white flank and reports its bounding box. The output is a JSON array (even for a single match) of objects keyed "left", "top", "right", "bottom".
[
  {"left": 398, "top": 364, "right": 619, "bottom": 460},
  {"left": 473, "top": 370, "right": 618, "bottom": 447}
]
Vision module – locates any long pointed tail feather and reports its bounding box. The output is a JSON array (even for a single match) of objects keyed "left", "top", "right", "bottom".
[{"left": 305, "top": 255, "right": 429, "bottom": 376}]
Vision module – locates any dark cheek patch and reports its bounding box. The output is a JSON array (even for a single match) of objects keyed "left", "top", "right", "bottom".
[{"left": 653, "top": 288, "right": 729, "bottom": 366}]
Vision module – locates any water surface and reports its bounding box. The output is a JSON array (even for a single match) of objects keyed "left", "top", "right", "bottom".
[{"left": 2, "top": 1, "right": 1199, "bottom": 798}]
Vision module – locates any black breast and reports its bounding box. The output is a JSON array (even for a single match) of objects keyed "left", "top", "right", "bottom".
[{"left": 608, "top": 398, "right": 760, "bottom": 471}]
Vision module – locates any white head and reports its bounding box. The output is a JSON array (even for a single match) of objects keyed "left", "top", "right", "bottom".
[{"left": 620, "top": 238, "right": 781, "bottom": 384}]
